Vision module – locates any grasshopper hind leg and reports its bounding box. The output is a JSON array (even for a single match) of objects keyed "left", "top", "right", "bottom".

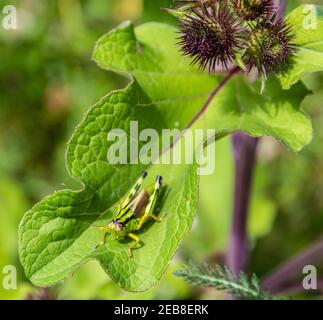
[
  {"left": 137, "top": 175, "right": 163, "bottom": 230},
  {"left": 121, "top": 171, "right": 147, "bottom": 210}
]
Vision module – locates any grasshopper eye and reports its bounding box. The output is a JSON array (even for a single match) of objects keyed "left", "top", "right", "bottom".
[{"left": 115, "top": 222, "right": 124, "bottom": 231}]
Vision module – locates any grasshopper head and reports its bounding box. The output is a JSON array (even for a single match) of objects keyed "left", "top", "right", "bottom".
[
  {"left": 108, "top": 220, "right": 124, "bottom": 231},
  {"left": 107, "top": 220, "right": 126, "bottom": 240}
]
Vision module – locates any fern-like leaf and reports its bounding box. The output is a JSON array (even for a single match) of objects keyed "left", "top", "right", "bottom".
[{"left": 174, "top": 261, "right": 276, "bottom": 300}]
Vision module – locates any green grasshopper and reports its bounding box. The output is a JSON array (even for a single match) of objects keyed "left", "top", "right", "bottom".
[{"left": 95, "top": 171, "right": 164, "bottom": 257}]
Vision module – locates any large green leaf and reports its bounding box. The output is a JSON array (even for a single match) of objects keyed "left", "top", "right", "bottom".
[
  {"left": 280, "top": 4, "right": 323, "bottom": 89},
  {"left": 19, "top": 86, "right": 199, "bottom": 290},
  {"left": 19, "top": 21, "right": 312, "bottom": 291}
]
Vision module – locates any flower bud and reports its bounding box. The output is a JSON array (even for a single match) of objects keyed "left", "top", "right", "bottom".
[
  {"left": 179, "top": 2, "right": 244, "bottom": 71},
  {"left": 244, "top": 18, "right": 296, "bottom": 77},
  {"left": 232, "top": 0, "right": 275, "bottom": 21}
]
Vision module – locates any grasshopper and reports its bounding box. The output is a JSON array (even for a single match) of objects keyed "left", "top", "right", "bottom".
[{"left": 95, "top": 171, "right": 164, "bottom": 257}]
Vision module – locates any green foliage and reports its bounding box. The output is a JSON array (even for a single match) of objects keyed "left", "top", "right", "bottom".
[
  {"left": 19, "top": 20, "right": 204, "bottom": 292},
  {"left": 18, "top": 5, "right": 321, "bottom": 292},
  {"left": 280, "top": 5, "right": 323, "bottom": 89},
  {"left": 92, "top": 21, "right": 312, "bottom": 152},
  {"left": 174, "top": 261, "right": 276, "bottom": 300}
]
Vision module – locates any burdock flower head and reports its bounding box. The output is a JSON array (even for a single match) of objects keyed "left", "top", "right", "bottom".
[
  {"left": 179, "top": 2, "right": 244, "bottom": 71},
  {"left": 244, "top": 17, "right": 296, "bottom": 77},
  {"left": 172, "top": 0, "right": 296, "bottom": 78},
  {"left": 232, "top": 0, "right": 276, "bottom": 21}
]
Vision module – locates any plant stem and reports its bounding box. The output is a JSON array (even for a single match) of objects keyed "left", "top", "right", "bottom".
[
  {"left": 276, "top": 0, "right": 287, "bottom": 20},
  {"left": 261, "top": 237, "right": 323, "bottom": 293},
  {"left": 227, "top": 0, "right": 288, "bottom": 277},
  {"left": 269, "top": 279, "right": 323, "bottom": 295},
  {"left": 227, "top": 133, "right": 258, "bottom": 275},
  {"left": 168, "top": 67, "right": 240, "bottom": 150},
  {"left": 185, "top": 66, "right": 240, "bottom": 130}
]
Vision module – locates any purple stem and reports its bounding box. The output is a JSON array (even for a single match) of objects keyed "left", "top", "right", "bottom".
[
  {"left": 168, "top": 66, "right": 240, "bottom": 150},
  {"left": 226, "top": 0, "right": 288, "bottom": 277},
  {"left": 184, "top": 67, "right": 240, "bottom": 131},
  {"left": 269, "top": 279, "right": 323, "bottom": 295},
  {"left": 261, "top": 237, "right": 323, "bottom": 293},
  {"left": 276, "top": 0, "right": 287, "bottom": 20},
  {"left": 227, "top": 133, "right": 258, "bottom": 274}
]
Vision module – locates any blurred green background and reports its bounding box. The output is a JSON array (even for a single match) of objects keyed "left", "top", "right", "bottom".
[{"left": 0, "top": 0, "right": 322, "bottom": 299}]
